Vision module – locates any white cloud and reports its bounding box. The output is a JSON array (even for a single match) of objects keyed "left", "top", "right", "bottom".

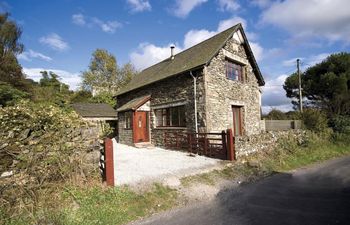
[
  {"left": 72, "top": 13, "right": 122, "bottom": 34},
  {"left": 72, "top": 13, "right": 86, "bottom": 26},
  {"left": 23, "top": 67, "right": 81, "bottom": 90},
  {"left": 217, "top": 0, "right": 240, "bottom": 12},
  {"left": 282, "top": 53, "right": 329, "bottom": 68},
  {"left": 184, "top": 29, "right": 216, "bottom": 49},
  {"left": 130, "top": 16, "right": 264, "bottom": 70},
  {"left": 39, "top": 33, "right": 69, "bottom": 51},
  {"left": 172, "top": 0, "right": 208, "bottom": 18},
  {"left": 261, "top": 0, "right": 350, "bottom": 42},
  {"left": 92, "top": 18, "right": 122, "bottom": 33},
  {"left": 261, "top": 74, "right": 293, "bottom": 113},
  {"left": 130, "top": 43, "right": 183, "bottom": 70},
  {"left": 18, "top": 49, "right": 52, "bottom": 62},
  {"left": 127, "top": 0, "right": 151, "bottom": 12}
]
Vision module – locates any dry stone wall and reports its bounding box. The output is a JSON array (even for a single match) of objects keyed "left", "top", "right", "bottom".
[{"left": 235, "top": 130, "right": 305, "bottom": 157}]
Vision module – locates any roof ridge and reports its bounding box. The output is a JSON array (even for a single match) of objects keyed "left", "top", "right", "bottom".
[{"left": 141, "top": 24, "right": 240, "bottom": 74}]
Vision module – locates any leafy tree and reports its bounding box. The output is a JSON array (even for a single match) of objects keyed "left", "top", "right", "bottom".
[
  {"left": 90, "top": 91, "right": 116, "bottom": 107},
  {"left": 284, "top": 52, "right": 350, "bottom": 116},
  {"left": 0, "top": 13, "right": 27, "bottom": 91},
  {"left": 70, "top": 90, "right": 93, "bottom": 103},
  {"left": 32, "top": 71, "right": 72, "bottom": 106},
  {"left": 263, "top": 109, "right": 289, "bottom": 120},
  {"left": 81, "top": 49, "right": 137, "bottom": 95}
]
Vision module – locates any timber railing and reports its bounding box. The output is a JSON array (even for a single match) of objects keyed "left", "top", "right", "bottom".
[{"left": 164, "top": 129, "right": 235, "bottom": 160}]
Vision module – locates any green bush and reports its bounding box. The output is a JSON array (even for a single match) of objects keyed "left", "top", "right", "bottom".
[
  {"left": 0, "top": 82, "right": 28, "bottom": 106},
  {"left": 329, "top": 115, "right": 350, "bottom": 134},
  {"left": 301, "top": 108, "right": 328, "bottom": 132}
]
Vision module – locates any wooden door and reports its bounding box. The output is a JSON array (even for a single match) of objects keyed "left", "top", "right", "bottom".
[
  {"left": 133, "top": 111, "right": 149, "bottom": 143},
  {"left": 232, "top": 106, "right": 243, "bottom": 136}
]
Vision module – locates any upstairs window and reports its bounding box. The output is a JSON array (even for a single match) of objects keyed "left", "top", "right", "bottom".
[
  {"left": 155, "top": 106, "right": 186, "bottom": 127},
  {"left": 226, "top": 59, "right": 244, "bottom": 82}
]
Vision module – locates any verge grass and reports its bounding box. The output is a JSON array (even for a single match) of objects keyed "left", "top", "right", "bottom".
[{"left": 2, "top": 183, "right": 178, "bottom": 225}]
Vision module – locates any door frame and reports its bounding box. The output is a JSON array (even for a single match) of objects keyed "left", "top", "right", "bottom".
[{"left": 132, "top": 111, "right": 150, "bottom": 143}]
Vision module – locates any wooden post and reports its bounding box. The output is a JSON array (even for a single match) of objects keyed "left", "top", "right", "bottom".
[
  {"left": 222, "top": 130, "right": 227, "bottom": 158},
  {"left": 104, "top": 138, "right": 114, "bottom": 186},
  {"left": 204, "top": 133, "right": 208, "bottom": 156},
  {"left": 226, "top": 129, "right": 235, "bottom": 161}
]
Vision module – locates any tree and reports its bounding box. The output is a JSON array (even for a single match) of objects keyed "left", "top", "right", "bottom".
[
  {"left": 0, "top": 13, "right": 27, "bottom": 90},
  {"left": 81, "top": 49, "right": 137, "bottom": 95},
  {"left": 283, "top": 52, "right": 350, "bottom": 116},
  {"left": 32, "top": 71, "right": 72, "bottom": 106}
]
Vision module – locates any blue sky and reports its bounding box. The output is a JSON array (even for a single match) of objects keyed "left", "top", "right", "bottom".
[{"left": 2, "top": 0, "right": 350, "bottom": 112}]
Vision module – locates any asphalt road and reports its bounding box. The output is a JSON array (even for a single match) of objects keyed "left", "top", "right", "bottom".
[{"left": 132, "top": 155, "right": 350, "bottom": 225}]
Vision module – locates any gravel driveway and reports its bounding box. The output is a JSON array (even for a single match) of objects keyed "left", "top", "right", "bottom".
[{"left": 114, "top": 143, "right": 221, "bottom": 186}]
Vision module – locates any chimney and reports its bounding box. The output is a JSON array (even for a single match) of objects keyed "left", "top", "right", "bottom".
[{"left": 170, "top": 45, "right": 175, "bottom": 60}]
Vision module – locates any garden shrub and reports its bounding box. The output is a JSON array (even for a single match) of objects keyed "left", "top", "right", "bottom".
[{"left": 301, "top": 108, "right": 328, "bottom": 132}]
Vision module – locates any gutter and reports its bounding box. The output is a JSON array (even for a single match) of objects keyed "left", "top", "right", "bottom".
[{"left": 190, "top": 71, "right": 198, "bottom": 133}]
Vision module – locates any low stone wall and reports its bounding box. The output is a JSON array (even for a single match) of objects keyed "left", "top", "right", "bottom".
[{"left": 235, "top": 130, "right": 305, "bottom": 157}]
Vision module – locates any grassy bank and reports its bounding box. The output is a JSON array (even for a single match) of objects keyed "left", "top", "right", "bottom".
[
  {"left": 2, "top": 184, "right": 178, "bottom": 225},
  {"left": 3, "top": 131, "right": 350, "bottom": 225}
]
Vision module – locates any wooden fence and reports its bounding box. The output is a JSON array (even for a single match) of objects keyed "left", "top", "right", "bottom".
[{"left": 164, "top": 129, "right": 235, "bottom": 160}]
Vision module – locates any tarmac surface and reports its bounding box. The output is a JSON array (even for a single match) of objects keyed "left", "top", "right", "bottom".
[{"left": 131, "top": 155, "right": 350, "bottom": 225}]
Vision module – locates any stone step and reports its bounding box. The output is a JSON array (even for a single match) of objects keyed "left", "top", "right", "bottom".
[{"left": 134, "top": 142, "right": 155, "bottom": 149}]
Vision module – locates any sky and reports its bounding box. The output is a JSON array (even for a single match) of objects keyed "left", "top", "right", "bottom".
[{"left": 2, "top": 0, "right": 350, "bottom": 113}]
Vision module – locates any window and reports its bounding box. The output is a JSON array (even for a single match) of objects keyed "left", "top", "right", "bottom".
[
  {"left": 155, "top": 106, "right": 186, "bottom": 127},
  {"left": 125, "top": 112, "right": 132, "bottom": 129},
  {"left": 226, "top": 59, "right": 244, "bottom": 82}
]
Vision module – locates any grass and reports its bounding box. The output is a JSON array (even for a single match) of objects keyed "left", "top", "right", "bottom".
[
  {"left": 264, "top": 137, "right": 350, "bottom": 172},
  {"left": 3, "top": 131, "right": 350, "bottom": 225},
  {"left": 3, "top": 183, "right": 178, "bottom": 225}
]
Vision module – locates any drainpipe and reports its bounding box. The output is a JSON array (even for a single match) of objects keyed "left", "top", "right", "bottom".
[{"left": 190, "top": 71, "right": 198, "bottom": 133}]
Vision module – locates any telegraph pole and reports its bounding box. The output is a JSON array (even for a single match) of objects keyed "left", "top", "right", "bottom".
[{"left": 297, "top": 59, "right": 303, "bottom": 112}]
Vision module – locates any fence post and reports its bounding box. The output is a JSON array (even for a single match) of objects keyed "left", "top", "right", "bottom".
[
  {"left": 226, "top": 129, "right": 235, "bottom": 161},
  {"left": 188, "top": 133, "right": 192, "bottom": 153},
  {"left": 204, "top": 133, "right": 208, "bottom": 156},
  {"left": 222, "top": 130, "right": 227, "bottom": 158},
  {"left": 104, "top": 138, "right": 114, "bottom": 186}
]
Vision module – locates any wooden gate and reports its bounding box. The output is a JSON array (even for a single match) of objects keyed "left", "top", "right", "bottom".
[{"left": 164, "top": 129, "right": 235, "bottom": 160}]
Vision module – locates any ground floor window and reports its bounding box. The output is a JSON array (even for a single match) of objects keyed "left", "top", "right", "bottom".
[
  {"left": 125, "top": 112, "right": 132, "bottom": 129},
  {"left": 155, "top": 105, "right": 186, "bottom": 127}
]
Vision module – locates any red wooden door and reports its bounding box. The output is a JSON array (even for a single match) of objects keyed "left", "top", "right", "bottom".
[{"left": 133, "top": 111, "right": 149, "bottom": 143}]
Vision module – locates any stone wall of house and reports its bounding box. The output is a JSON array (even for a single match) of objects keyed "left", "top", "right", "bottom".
[
  {"left": 117, "top": 111, "right": 133, "bottom": 145},
  {"left": 235, "top": 130, "right": 305, "bottom": 157},
  {"left": 117, "top": 70, "right": 206, "bottom": 146},
  {"left": 205, "top": 36, "right": 262, "bottom": 135}
]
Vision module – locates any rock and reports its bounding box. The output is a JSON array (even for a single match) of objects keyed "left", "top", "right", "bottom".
[
  {"left": 0, "top": 143, "right": 8, "bottom": 150},
  {"left": 1, "top": 171, "right": 13, "bottom": 178},
  {"left": 19, "top": 129, "right": 31, "bottom": 141},
  {"left": 247, "top": 160, "right": 260, "bottom": 168}
]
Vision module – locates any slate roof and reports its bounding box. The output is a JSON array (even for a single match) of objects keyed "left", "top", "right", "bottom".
[
  {"left": 71, "top": 103, "right": 117, "bottom": 118},
  {"left": 116, "top": 24, "right": 264, "bottom": 96},
  {"left": 117, "top": 95, "right": 151, "bottom": 112}
]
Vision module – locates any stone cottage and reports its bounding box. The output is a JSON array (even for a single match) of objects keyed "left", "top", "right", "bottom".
[{"left": 116, "top": 23, "right": 265, "bottom": 146}]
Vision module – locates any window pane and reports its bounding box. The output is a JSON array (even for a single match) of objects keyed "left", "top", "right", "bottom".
[
  {"left": 171, "top": 107, "right": 179, "bottom": 126},
  {"left": 155, "top": 109, "right": 163, "bottom": 127},
  {"left": 179, "top": 106, "right": 186, "bottom": 127}
]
